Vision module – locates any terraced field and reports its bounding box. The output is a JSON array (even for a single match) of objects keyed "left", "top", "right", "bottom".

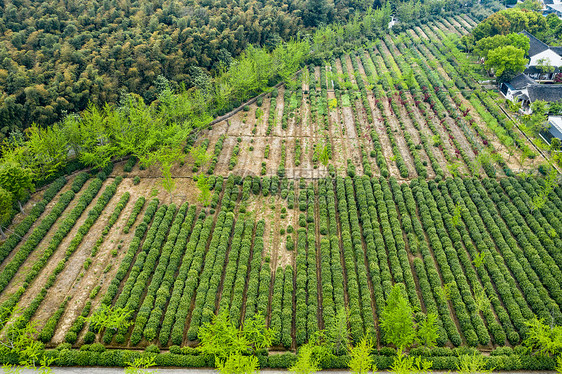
[{"left": 1, "top": 15, "right": 560, "bottom": 357}]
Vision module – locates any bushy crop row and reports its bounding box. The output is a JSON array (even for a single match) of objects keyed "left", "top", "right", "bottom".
[
  {"left": 64, "top": 192, "right": 132, "bottom": 344},
  {"left": 480, "top": 179, "right": 562, "bottom": 318},
  {"left": 108, "top": 203, "right": 178, "bottom": 344},
  {"left": 266, "top": 95, "right": 278, "bottom": 136},
  {"left": 186, "top": 211, "right": 235, "bottom": 340},
  {"left": 242, "top": 220, "right": 267, "bottom": 323},
  {"left": 435, "top": 181, "right": 507, "bottom": 345},
  {"left": 123, "top": 197, "right": 146, "bottom": 234},
  {"left": 0, "top": 176, "right": 87, "bottom": 297},
  {"left": 0, "top": 176, "right": 66, "bottom": 264},
  {"left": 130, "top": 202, "right": 192, "bottom": 345},
  {"left": 226, "top": 218, "right": 255, "bottom": 326},
  {"left": 334, "top": 177, "right": 369, "bottom": 341},
  {"left": 100, "top": 198, "right": 159, "bottom": 308},
  {"left": 229, "top": 138, "right": 241, "bottom": 170},
  {"left": 160, "top": 212, "right": 213, "bottom": 346},
  {"left": 463, "top": 179, "right": 555, "bottom": 322},
  {"left": 38, "top": 297, "right": 70, "bottom": 343},
  {"left": 270, "top": 267, "right": 285, "bottom": 346},
  {"left": 8, "top": 176, "right": 113, "bottom": 333},
  {"left": 207, "top": 135, "right": 226, "bottom": 174},
  {"left": 92, "top": 192, "right": 131, "bottom": 257}
]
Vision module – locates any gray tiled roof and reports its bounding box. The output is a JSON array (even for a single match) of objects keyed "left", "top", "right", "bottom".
[
  {"left": 521, "top": 30, "right": 549, "bottom": 57},
  {"left": 508, "top": 73, "right": 537, "bottom": 90},
  {"left": 527, "top": 84, "right": 562, "bottom": 102}
]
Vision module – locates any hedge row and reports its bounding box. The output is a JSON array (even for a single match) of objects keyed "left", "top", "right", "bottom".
[
  {"left": 0, "top": 176, "right": 67, "bottom": 264},
  {"left": 0, "top": 349, "right": 556, "bottom": 371},
  {"left": 0, "top": 177, "right": 84, "bottom": 297},
  {"left": 186, "top": 209, "right": 235, "bottom": 340},
  {"left": 242, "top": 220, "right": 267, "bottom": 323},
  {"left": 34, "top": 178, "right": 124, "bottom": 343},
  {"left": 99, "top": 198, "right": 160, "bottom": 308},
  {"left": 160, "top": 213, "right": 213, "bottom": 346},
  {"left": 123, "top": 196, "right": 146, "bottom": 234},
  {"left": 130, "top": 202, "right": 191, "bottom": 345},
  {"left": 142, "top": 205, "right": 198, "bottom": 342},
  {"left": 110, "top": 203, "right": 178, "bottom": 344}
]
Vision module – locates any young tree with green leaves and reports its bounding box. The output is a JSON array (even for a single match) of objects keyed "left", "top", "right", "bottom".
[
  {"left": 380, "top": 283, "right": 439, "bottom": 353},
  {"left": 531, "top": 167, "right": 559, "bottom": 211},
  {"left": 0, "top": 306, "right": 55, "bottom": 373},
  {"left": 326, "top": 308, "right": 351, "bottom": 356},
  {"left": 0, "top": 164, "right": 34, "bottom": 214},
  {"left": 196, "top": 174, "right": 212, "bottom": 206},
  {"left": 348, "top": 338, "right": 376, "bottom": 374},
  {"left": 290, "top": 344, "right": 321, "bottom": 374},
  {"left": 456, "top": 353, "right": 493, "bottom": 374},
  {"left": 198, "top": 313, "right": 274, "bottom": 373},
  {"left": 380, "top": 283, "right": 417, "bottom": 352},
  {"left": 125, "top": 356, "right": 157, "bottom": 374},
  {"left": 0, "top": 187, "right": 13, "bottom": 239},
  {"left": 523, "top": 317, "right": 562, "bottom": 356},
  {"left": 87, "top": 304, "right": 133, "bottom": 334},
  {"left": 485, "top": 45, "right": 528, "bottom": 82}
]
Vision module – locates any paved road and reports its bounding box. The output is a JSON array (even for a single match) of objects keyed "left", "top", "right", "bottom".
[{"left": 17, "top": 369, "right": 558, "bottom": 374}]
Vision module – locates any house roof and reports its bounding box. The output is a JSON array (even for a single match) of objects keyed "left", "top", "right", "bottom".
[
  {"left": 548, "top": 116, "right": 562, "bottom": 139},
  {"left": 527, "top": 84, "right": 562, "bottom": 102},
  {"left": 524, "top": 65, "right": 561, "bottom": 74},
  {"left": 544, "top": 0, "right": 554, "bottom": 4},
  {"left": 508, "top": 73, "right": 537, "bottom": 90},
  {"left": 521, "top": 30, "right": 549, "bottom": 57},
  {"left": 551, "top": 46, "right": 562, "bottom": 56},
  {"left": 546, "top": 3, "right": 562, "bottom": 11}
]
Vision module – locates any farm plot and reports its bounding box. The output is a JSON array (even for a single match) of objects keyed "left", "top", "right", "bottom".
[
  {"left": 2, "top": 172, "right": 562, "bottom": 352},
  {"left": 0, "top": 14, "right": 556, "bottom": 357},
  {"left": 110, "top": 19, "right": 539, "bottom": 183}
]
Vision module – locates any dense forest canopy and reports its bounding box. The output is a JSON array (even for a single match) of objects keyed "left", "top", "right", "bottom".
[
  {"left": 458, "top": 5, "right": 562, "bottom": 81},
  {"left": 462, "top": 5, "right": 562, "bottom": 44},
  {"left": 1, "top": 0, "right": 481, "bottom": 138}
]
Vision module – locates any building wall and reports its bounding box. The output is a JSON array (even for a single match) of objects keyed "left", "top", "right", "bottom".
[{"left": 530, "top": 49, "right": 562, "bottom": 67}]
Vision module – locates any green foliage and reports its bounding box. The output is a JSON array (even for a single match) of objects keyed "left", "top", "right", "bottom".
[
  {"left": 217, "top": 353, "right": 259, "bottom": 374},
  {"left": 417, "top": 314, "right": 439, "bottom": 349},
  {"left": 290, "top": 344, "right": 320, "bottom": 374},
  {"left": 390, "top": 352, "right": 432, "bottom": 374},
  {"left": 456, "top": 353, "right": 493, "bottom": 374},
  {"left": 0, "top": 164, "right": 34, "bottom": 203},
  {"left": 349, "top": 338, "right": 376, "bottom": 374},
  {"left": 198, "top": 312, "right": 274, "bottom": 365},
  {"left": 380, "top": 284, "right": 416, "bottom": 352},
  {"left": 125, "top": 355, "right": 156, "bottom": 374},
  {"left": 0, "top": 187, "right": 13, "bottom": 236},
  {"left": 523, "top": 317, "right": 562, "bottom": 356},
  {"left": 474, "top": 33, "right": 530, "bottom": 59},
  {"left": 88, "top": 304, "right": 133, "bottom": 333},
  {"left": 485, "top": 45, "right": 527, "bottom": 81},
  {"left": 197, "top": 174, "right": 212, "bottom": 206}
]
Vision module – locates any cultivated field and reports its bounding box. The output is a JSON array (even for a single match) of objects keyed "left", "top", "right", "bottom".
[{"left": 1, "top": 14, "right": 560, "bottom": 355}]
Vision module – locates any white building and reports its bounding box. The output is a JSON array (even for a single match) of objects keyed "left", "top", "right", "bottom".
[{"left": 521, "top": 30, "right": 562, "bottom": 81}]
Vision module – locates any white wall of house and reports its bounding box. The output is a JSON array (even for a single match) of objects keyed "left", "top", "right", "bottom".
[{"left": 529, "top": 49, "right": 562, "bottom": 67}]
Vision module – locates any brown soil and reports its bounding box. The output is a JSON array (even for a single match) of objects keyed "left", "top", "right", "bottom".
[
  {"left": 0, "top": 178, "right": 96, "bottom": 305},
  {"left": 51, "top": 179, "right": 152, "bottom": 344},
  {"left": 0, "top": 179, "right": 75, "bottom": 272},
  {"left": 414, "top": 26, "right": 429, "bottom": 40}
]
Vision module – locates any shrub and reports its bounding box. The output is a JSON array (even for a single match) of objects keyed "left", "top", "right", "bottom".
[
  {"left": 145, "top": 344, "right": 160, "bottom": 354},
  {"left": 84, "top": 332, "right": 96, "bottom": 344}
]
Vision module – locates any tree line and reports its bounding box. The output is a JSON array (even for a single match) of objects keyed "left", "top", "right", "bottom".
[
  {"left": 0, "top": 0, "right": 491, "bottom": 235},
  {"left": 0, "top": 0, "right": 485, "bottom": 138},
  {"left": 459, "top": 3, "right": 562, "bottom": 81}
]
